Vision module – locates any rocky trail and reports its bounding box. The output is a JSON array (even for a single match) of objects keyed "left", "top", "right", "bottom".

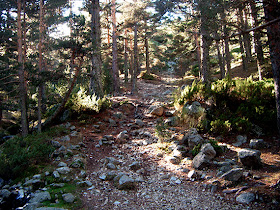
[{"left": 2, "top": 73, "right": 279, "bottom": 210}]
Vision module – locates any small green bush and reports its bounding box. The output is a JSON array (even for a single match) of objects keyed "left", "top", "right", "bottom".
[
  {"left": 0, "top": 127, "right": 66, "bottom": 179},
  {"left": 139, "top": 71, "right": 157, "bottom": 80},
  {"left": 175, "top": 77, "right": 276, "bottom": 135}
]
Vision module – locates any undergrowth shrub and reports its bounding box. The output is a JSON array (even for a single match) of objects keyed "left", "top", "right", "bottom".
[
  {"left": 175, "top": 77, "right": 276, "bottom": 135},
  {"left": 139, "top": 71, "right": 157, "bottom": 80},
  {"left": 67, "top": 87, "right": 111, "bottom": 114},
  {"left": 0, "top": 126, "right": 66, "bottom": 180}
]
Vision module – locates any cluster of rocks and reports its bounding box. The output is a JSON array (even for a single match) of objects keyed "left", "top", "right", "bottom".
[
  {"left": 0, "top": 123, "right": 91, "bottom": 210},
  {"left": 160, "top": 128, "right": 267, "bottom": 205}
]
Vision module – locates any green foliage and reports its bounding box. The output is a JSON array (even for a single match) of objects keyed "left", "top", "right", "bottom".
[
  {"left": 191, "top": 143, "right": 201, "bottom": 156},
  {"left": 155, "top": 118, "right": 171, "bottom": 142},
  {"left": 0, "top": 126, "right": 67, "bottom": 179},
  {"left": 175, "top": 78, "right": 276, "bottom": 135},
  {"left": 67, "top": 87, "right": 111, "bottom": 114},
  {"left": 191, "top": 140, "right": 223, "bottom": 157},
  {"left": 208, "top": 139, "right": 223, "bottom": 156},
  {"left": 210, "top": 119, "right": 232, "bottom": 135},
  {"left": 139, "top": 71, "right": 157, "bottom": 80},
  {"left": 175, "top": 80, "right": 206, "bottom": 106}
]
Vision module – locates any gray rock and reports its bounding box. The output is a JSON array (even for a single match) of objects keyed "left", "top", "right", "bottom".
[
  {"left": 236, "top": 192, "right": 255, "bottom": 204},
  {"left": 24, "top": 179, "right": 42, "bottom": 186},
  {"left": 99, "top": 171, "right": 117, "bottom": 181},
  {"left": 116, "top": 175, "right": 136, "bottom": 190},
  {"left": 192, "top": 153, "right": 211, "bottom": 169},
  {"left": 200, "top": 143, "right": 216, "bottom": 159},
  {"left": 233, "top": 135, "right": 247, "bottom": 147},
  {"left": 238, "top": 149, "right": 262, "bottom": 169},
  {"left": 50, "top": 183, "right": 65, "bottom": 188},
  {"left": 0, "top": 189, "right": 11, "bottom": 198},
  {"left": 60, "top": 135, "right": 70, "bottom": 142},
  {"left": 164, "top": 116, "right": 179, "bottom": 127},
  {"left": 113, "top": 112, "right": 124, "bottom": 119},
  {"left": 182, "top": 101, "right": 204, "bottom": 117},
  {"left": 116, "top": 131, "right": 129, "bottom": 143},
  {"left": 109, "top": 118, "right": 117, "bottom": 127},
  {"left": 135, "top": 119, "right": 144, "bottom": 127},
  {"left": 165, "top": 110, "right": 177, "bottom": 117},
  {"left": 149, "top": 105, "right": 164, "bottom": 116},
  {"left": 51, "top": 141, "right": 62, "bottom": 148},
  {"left": 221, "top": 168, "right": 244, "bottom": 181},
  {"left": 53, "top": 171, "right": 60, "bottom": 178},
  {"left": 188, "top": 134, "right": 205, "bottom": 150},
  {"left": 23, "top": 202, "right": 40, "bottom": 210},
  {"left": 165, "top": 156, "right": 180, "bottom": 165},
  {"left": 56, "top": 167, "right": 71, "bottom": 174},
  {"left": 58, "top": 162, "right": 67, "bottom": 167},
  {"left": 104, "top": 157, "right": 121, "bottom": 165},
  {"left": 62, "top": 193, "right": 75, "bottom": 203},
  {"left": 107, "top": 162, "right": 117, "bottom": 170},
  {"left": 249, "top": 139, "right": 265, "bottom": 149},
  {"left": 70, "top": 125, "right": 76, "bottom": 130},
  {"left": 70, "top": 158, "right": 84, "bottom": 168},
  {"left": 29, "top": 192, "right": 51, "bottom": 203},
  {"left": 129, "top": 161, "right": 141, "bottom": 171},
  {"left": 187, "top": 170, "right": 200, "bottom": 181}
]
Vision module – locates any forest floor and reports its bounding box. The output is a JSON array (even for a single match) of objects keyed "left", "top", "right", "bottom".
[{"left": 63, "top": 65, "right": 280, "bottom": 209}]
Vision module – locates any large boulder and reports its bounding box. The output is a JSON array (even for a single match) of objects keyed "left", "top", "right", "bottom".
[
  {"left": 220, "top": 168, "right": 244, "bottom": 181},
  {"left": 62, "top": 193, "right": 75, "bottom": 203},
  {"left": 182, "top": 101, "right": 204, "bottom": 117},
  {"left": 236, "top": 192, "right": 255, "bottom": 204},
  {"left": 192, "top": 143, "right": 216, "bottom": 169},
  {"left": 29, "top": 192, "right": 51, "bottom": 203},
  {"left": 114, "top": 174, "right": 136, "bottom": 190},
  {"left": 188, "top": 134, "right": 205, "bottom": 150},
  {"left": 192, "top": 153, "right": 211, "bottom": 169},
  {"left": 149, "top": 105, "right": 164, "bottom": 116},
  {"left": 200, "top": 143, "right": 216, "bottom": 159},
  {"left": 249, "top": 139, "right": 265, "bottom": 150},
  {"left": 238, "top": 149, "right": 262, "bottom": 169}
]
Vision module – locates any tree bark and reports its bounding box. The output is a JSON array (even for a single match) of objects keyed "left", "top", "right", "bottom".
[
  {"left": 90, "top": 0, "right": 103, "bottom": 97},
  {"left": 132, "top": 24, "right": 138, "bottom": 94},
  {"left": 215, "top": 40, "right": 225, "bottom": 79},
  {"left": 144, "top": 19, "right": 150, "bottom": 74},
  {"left": 17, "top": 0, "right": 28, "bottom": 137},
  {"left": 263, "top": 0, "right": 280, "bottom": 134},
  {"left": 112, "top": 0, "right": 119, "bottom": 93},
  {"left": 238, "top": 7, "right": 249, "bottom": 72},
  {"left": 250, "top": 0, "right": 264, "bottom": 81},
  {"left": 221, "top": 6, "right": 231, "bottom": 77},
  {"left": 194, "top": 31, "right": 202, "bottom": 77},
  {"left": 124, "top": 30, "right": 129, "bottom": 84},
  {"left": 38, "top": 0, "right": 44, "bottom": 133}
]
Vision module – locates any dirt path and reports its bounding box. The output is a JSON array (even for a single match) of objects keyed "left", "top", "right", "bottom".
[{"left": 78, "top": 75, "right": 267, "bottom": 209}]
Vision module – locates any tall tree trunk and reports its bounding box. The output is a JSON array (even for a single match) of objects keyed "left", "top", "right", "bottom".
[
  {"left": 144, "top": 19, "right": 150, "bottom": 74},
  {"left": 90, "top": 0, "right": 103, "bottom": 97},
  {"left": 238, "top": 7, "right": 249, "bottom": 72},
  {"left": 263, "top": 0, "right": 280, "bottom": 134},
  {"left": 250, "top": 0, "right": 264, "bottom": 80},
  {"left": 129, "top": 37, "right": 134, "bottom": 83},
  {"left": 17, "top": 0, "right": 28, "bottom": 136},
  {"left": 243, "top": 5, "right": 252, "bottom": 60},
  {"left": 194, "top": 31, "right": 202, "bottom": 77},
  {"left": 221, "top": 5, "right": 231, "bottom": 77},
  {"left": 112, "top": 0, "right": 119, "bottom": 93},
  {"left": 132, "top": 24, "right": 138, "bottom": 94},
  {"left": 215, "top": 40, "right": 225, "bottom": 79},
  {"left": 124, "top": 30, "right": 129, "bottom": 84},
  {"left": 38, "top": 0, "right": 44, "bottom": 133}
]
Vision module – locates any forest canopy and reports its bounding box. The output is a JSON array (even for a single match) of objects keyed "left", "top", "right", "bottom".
[{"left": 0, "top": 0, "right": 280, "bottom": 137}]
